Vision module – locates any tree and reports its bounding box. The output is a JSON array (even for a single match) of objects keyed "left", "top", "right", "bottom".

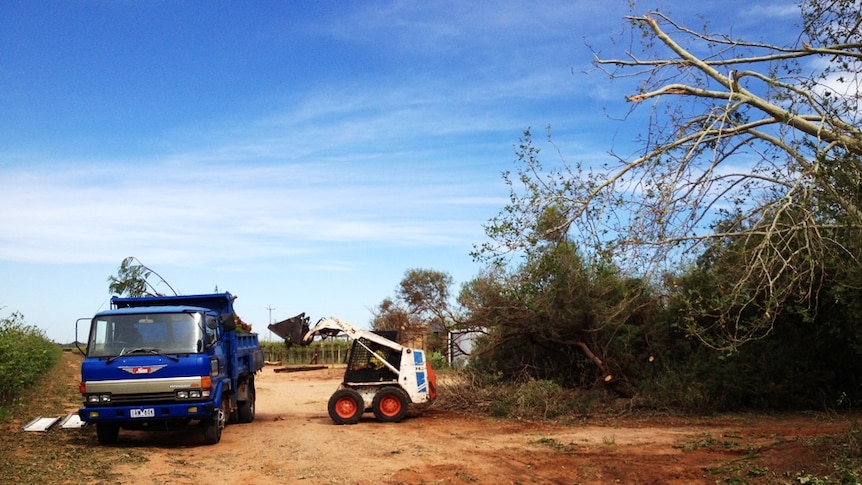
[
  {"left": 397, "top": 269, "right": 454, "bottom": 328},
  {"left": 371, "top": 269, "right": 458, "bottom": 353},
  {"left": 107, "top": 256, "right": 177, "bottom": 297},
  {"left": 478, "top": 2, "right": 862, "bottom": 350},
  {"left": 468, "top": 202, "right": 657, "bottom": 394},
  {"left": 370, "top": 297, "right": 410, "bottom": 333}
]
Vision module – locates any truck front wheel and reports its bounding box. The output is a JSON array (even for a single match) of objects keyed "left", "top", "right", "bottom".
[
  {"left": 372, "top": 387, "right": 409, "bottom": 422},
  {"left": 203, "top": 397, "right": 228, "bottom": 444},
  {"left": 96, "top": 423, "right": 119, "bottom": 445},
  {"left": 327, "top": 388, "right": 363, "bottom": 425}
]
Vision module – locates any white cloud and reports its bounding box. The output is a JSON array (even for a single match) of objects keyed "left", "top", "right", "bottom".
[{"left": 0, "top": 151, "right": 498, "bottom": 266}]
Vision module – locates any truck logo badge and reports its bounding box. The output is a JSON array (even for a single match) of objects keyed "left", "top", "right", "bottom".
[{"left": 118, "top": 365, "right": 167, "bottom": 375}]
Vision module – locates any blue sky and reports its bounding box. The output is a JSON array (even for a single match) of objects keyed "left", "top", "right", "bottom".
[{"left": 0, "top": 1, "right": 800, "bottom": 343}]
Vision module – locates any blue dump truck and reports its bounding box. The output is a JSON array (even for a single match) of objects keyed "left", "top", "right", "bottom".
[{"left": 77, "top": 292, "right": 264, "bottom": 445}]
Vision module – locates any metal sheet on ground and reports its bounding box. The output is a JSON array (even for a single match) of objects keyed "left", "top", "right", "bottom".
[
  {"left": 60, "top": 413, "right": 86, "bottom": 429},
  {"left": 23, "top": 416, "right": 61, "bottom": 432}
]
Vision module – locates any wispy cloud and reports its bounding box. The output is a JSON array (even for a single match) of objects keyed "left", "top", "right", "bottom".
[{"left": 0, "top": 144, "right": 500, "bottom": 265}]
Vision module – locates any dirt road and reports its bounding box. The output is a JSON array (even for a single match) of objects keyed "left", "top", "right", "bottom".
[{"left": 89, "top": 364, "right": 851, "bottom": 484}]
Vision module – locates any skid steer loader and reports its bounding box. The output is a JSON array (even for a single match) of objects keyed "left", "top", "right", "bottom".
[{"left": 268, "top": 314, "right": 437, "bottom": 424}]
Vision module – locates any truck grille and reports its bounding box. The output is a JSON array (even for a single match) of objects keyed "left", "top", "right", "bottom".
[{"left": 105, "top": 392, "right": 178, "bottom": 405}]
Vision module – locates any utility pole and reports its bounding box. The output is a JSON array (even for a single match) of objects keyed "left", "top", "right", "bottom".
[{"left": 267, "top": 305, "right": 275, "bottom": 342}]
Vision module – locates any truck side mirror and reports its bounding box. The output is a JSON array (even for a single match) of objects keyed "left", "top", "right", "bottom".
[
  {"left": 75, "top": 317, "right": 90, "bottom": 355},
  {"left": 221, "top": 313, "right": 237, "bottom": 332},
  {"left": 202, "top": 316, "right": 219, "bottom": 350}
]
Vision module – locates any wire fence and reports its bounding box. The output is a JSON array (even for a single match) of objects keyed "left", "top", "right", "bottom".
[{"left": 261, "top": 341, "right": 349, "bottom": 365}]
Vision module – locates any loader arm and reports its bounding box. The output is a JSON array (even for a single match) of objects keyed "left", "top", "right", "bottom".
[
  {"left": 303, "top": 317, "right": 406, "bottom": 375},
  {"left": 303, "top": 317, "right": 404, "bottom": 351}
]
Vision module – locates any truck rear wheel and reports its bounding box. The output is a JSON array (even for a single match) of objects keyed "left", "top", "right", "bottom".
[
  {"left": 372, "top": 387, "right": 409, "bottom": 422},
  {"left": 328, "top": 388, "right": 363, "bottom": 425},
  {"left": 237, "top": 377, "right": 256, "bottom": 423},
  {"left": 96, "top": 423, "right": 119, "bottom": 445}
]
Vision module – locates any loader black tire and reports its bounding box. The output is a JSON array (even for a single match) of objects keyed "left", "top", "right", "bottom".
[
  {"left": 372, "top": 387, "right": 409, "bottom": 423},
  {"left": 328, "top": 388, "right": 363, "bottom": 425}
]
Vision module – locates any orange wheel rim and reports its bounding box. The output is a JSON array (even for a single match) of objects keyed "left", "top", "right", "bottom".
[
  {"left": 379, "top": 395, "right": 401, "bottom": 417},
  {"left": 336, "top": 398, "right": 357, "bottom": 418}
]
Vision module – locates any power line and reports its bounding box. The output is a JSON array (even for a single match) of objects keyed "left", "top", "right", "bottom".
[{"left": 267, "top": 305, "right": 275, "bottom": 342}]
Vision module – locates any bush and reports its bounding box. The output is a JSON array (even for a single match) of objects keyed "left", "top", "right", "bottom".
[
  {"left": 437, "top": 367, "right": 607, "bottom": 421},
  {"left": 0, "top": 312, "right": 61, "bottom": 411},
  {"left": 512, "top": 379, "right": 575, "bottom": 419},
  {"left": 429, "top": 351, "right": 447, "bottom": 370}
]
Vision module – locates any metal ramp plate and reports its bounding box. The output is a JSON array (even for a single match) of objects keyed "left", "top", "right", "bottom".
[
  {"left": 60, "top": 413, "right": 86, "bottom": 429},
  {"left": 22, "top": 416, "right": 61, "bottom": 432}
]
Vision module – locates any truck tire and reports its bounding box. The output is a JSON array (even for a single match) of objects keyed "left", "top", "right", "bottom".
[
  {"left": 203, "top": 396, "right": 228, "bottom": 445},
  {"left": 327, "top": 388, "right": 363, "bottom": 425},
  {"left": 372, "top": 387, "right": 409, "bottom": 423},
  {"left": 96, "top": 423, "right": 119, "bottom": 445},
  {"left": 237, "top": 377, "right": 256, "bottom": 423}
]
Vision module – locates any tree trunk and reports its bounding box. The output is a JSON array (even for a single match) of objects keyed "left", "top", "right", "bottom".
[{"left": 555, "top": 338, "right": 633, "bottom": 398}]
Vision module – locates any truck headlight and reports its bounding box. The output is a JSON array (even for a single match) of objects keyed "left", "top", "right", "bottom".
[
  {"left": 86, "top": 394, "right": 111, "bottom": 403},
  {"left": 176, "top": 389, "right": 203, "bottom": 400}
]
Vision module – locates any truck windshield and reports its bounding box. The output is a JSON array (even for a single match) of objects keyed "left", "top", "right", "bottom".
[{"left": 87, "top": 312, "right": 207, "bottom": 358}]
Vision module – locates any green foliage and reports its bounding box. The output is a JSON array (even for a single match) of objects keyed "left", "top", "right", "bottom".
[
  {"left": 438, "top": 367, "right": 604, "bottom": 420},
  {"left": 463, "top": 197, "right": 862, "bottom": 411},
  {"left": 642, "top": 209, "right": 862, "bottom": 411},
  {"left": 371, "top": 297, "right": 410, "bottom": 332},
  {"left": 462, "top": 206, "right": 862, "bottom": 412},
  {"left": 107, "top": 256, "right": 177, "bottom": 297},
  {"left": 465, "top": 224, "right": 659, "bottom": 395},
  {"left": 397, "top": 269, "right": 453, "bottom": 321},
  {"left": 259, "top": 339, "right": 351, "bottom": 365},
  {"left": 511, "top": 379, "right": 575, "bottom": 420},
  {"left": 372, "top": 268, "right": 456, "bottom": 356},
  {"left": 429, "top": 351, "right": 447, "bottom": 370},
  {"left": 0, "top": 312, "right": 61, "bottom": 413}
]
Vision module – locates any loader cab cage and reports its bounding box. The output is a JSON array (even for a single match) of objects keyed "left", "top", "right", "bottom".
[{"left": 344, "top": 337, "right": 401, "bottom": 384}]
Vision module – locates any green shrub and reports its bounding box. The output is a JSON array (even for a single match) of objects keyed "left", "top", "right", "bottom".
[
  {"left": 0, "top": 312, "right": 61, "bottom": 410},
  {"left": 429, "top": 351, "right": 447, "bottom": 370},
  {"left": 437, "top": 368, "right": 604, "bottom": 421},
  {"left": 513, "top": 379, "right": 571, "bottom": 419}
]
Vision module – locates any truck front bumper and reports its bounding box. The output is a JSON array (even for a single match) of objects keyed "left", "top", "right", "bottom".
[{"left": 79, "top": 401, "right": 216, "bottom": 423}]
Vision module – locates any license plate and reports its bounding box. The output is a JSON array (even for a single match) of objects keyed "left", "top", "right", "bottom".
[{"left": 130, "top": 408, "right": 155, "bottom": 418}]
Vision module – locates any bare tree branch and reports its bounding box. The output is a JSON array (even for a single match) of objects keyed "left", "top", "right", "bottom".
[{"left": 479, "top": 3, "right": 862, "bottom": 350}]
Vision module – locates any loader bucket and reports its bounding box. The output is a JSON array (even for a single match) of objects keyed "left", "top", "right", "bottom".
[{"left": 268, "top": 313, "right": 310, "bottom": 346}]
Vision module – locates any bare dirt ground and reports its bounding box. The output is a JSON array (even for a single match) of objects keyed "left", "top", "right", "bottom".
[
  {"left": 4, "top": 353, "right": 856, "bottom": 485},
  {"left": 91, "top": 364, "right": 854, "bottom": 485}
]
